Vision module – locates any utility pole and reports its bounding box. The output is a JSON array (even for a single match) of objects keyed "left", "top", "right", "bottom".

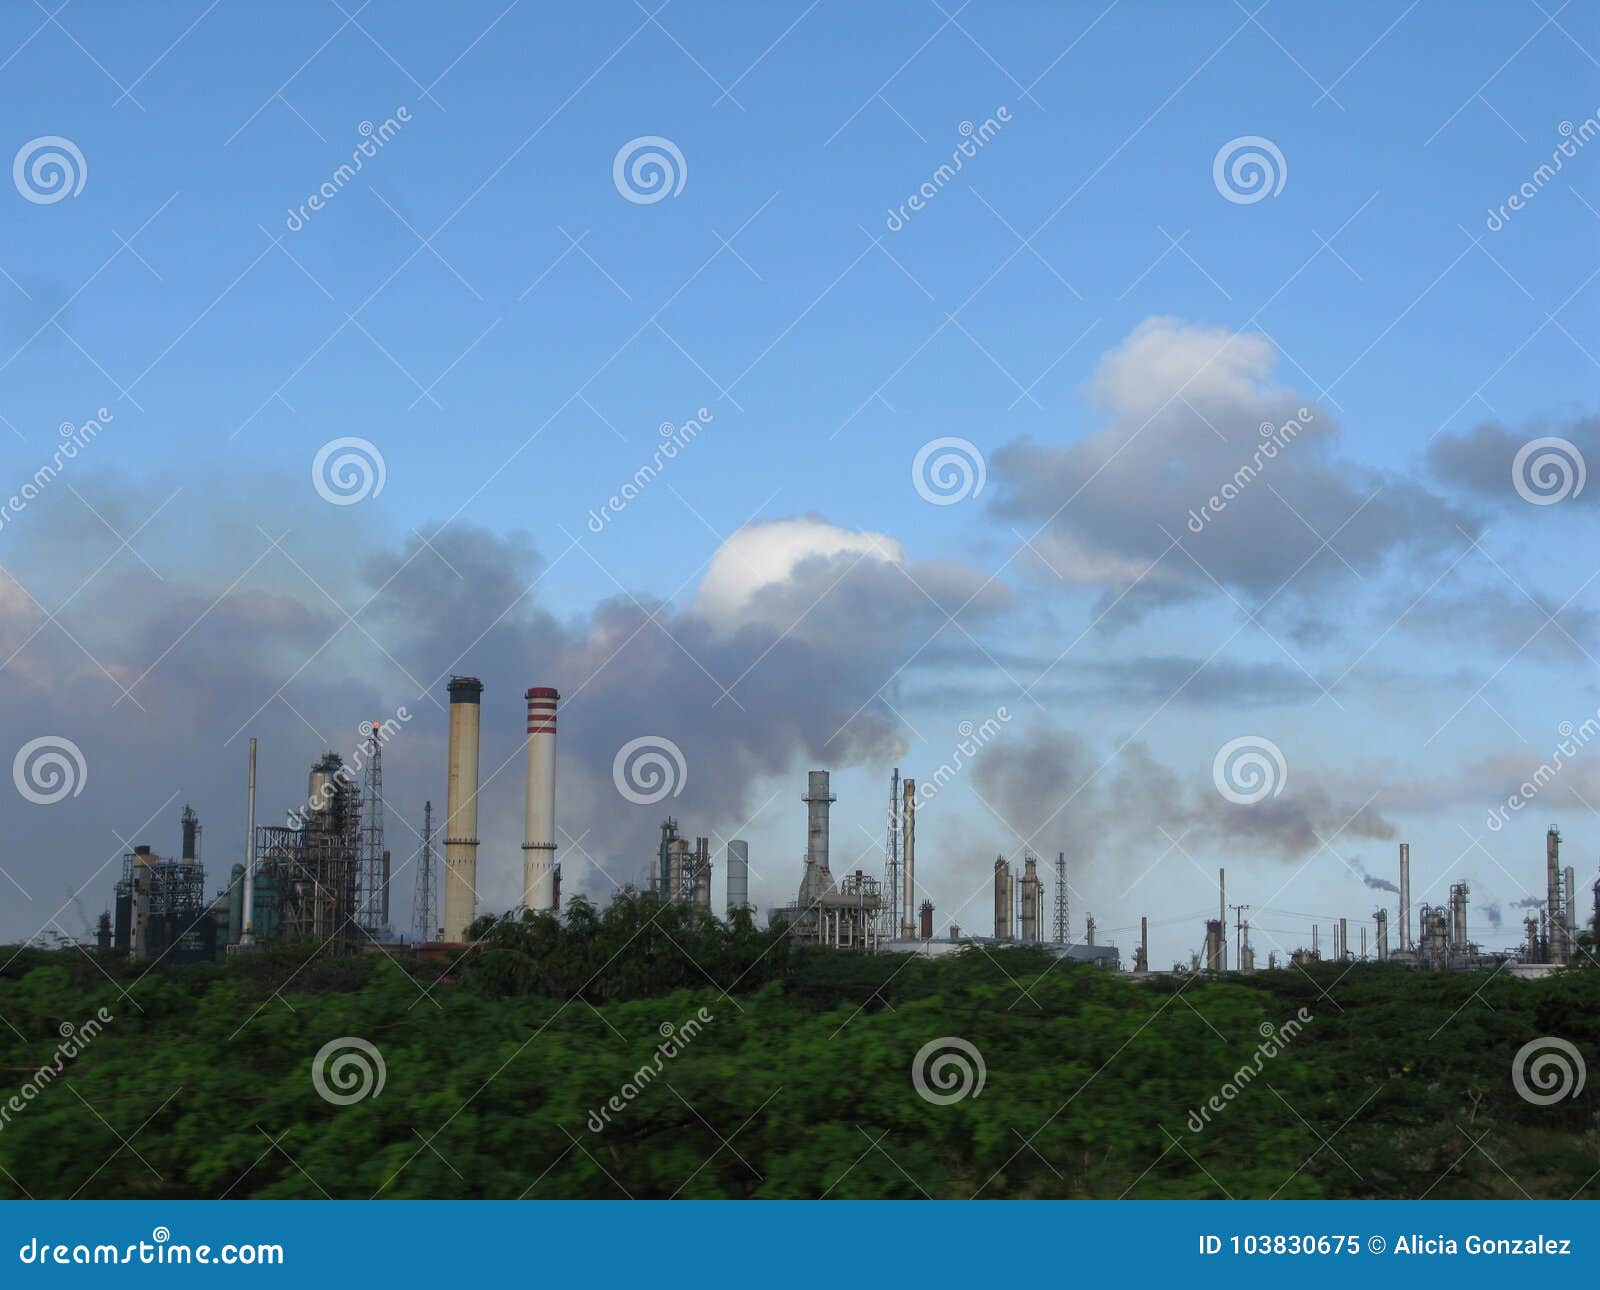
[{"left": 1230, "top": 903, "right": 1250, "bottom": 971}]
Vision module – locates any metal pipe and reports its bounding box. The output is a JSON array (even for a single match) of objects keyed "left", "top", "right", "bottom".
[
  {"left": 1399, "top": 843, "right": 1411, "bottom": 953},
  {"left": 239, "top": 738, "right": 258, "bottom": 948},
  {"left": 522, "top": 687, "right": 558, "bottom": 911}
]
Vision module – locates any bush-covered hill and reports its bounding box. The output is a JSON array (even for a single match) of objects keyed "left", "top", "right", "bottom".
[{"left": 0, "top": 896, "right": 1595, "bottom": 1199}]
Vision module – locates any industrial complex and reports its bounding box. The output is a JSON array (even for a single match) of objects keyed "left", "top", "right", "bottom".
[{"left": 95, "top": 674, "right": 1597, "bottom": 980}]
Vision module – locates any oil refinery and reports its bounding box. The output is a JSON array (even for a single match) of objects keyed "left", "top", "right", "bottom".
[{"left": 94, "top": 672, "right": 1598, "bottom": 980}]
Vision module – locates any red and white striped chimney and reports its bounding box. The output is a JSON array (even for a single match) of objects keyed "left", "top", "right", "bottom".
[{"left": 522, "top": 687, "right": 558, "bottom": 911}]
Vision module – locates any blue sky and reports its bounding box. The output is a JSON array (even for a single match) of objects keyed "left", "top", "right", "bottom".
[{"left": 2, "top": 1, "right": 1597, "bottom": 965}]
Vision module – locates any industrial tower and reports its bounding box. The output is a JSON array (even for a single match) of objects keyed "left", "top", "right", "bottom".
[
  {"left": 358, "top": 722, "right": 390, "bottom": 937},
  {"left": 414, "top": 800, "right": 437, "bottom": 942},
  {"left": 881, "top": 767, "right": 900, "bottom": 941},
  {"left": 1053, "top": 851, "right": 1068, "bottom": 943}
]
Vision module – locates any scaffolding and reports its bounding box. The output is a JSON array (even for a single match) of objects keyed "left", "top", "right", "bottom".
[
  {"left": 254, "top": 752, "right": 362, "bottom": 950},
  {"left": 880, "top": 767, "right": 900, "bottom": 943},
  {"left": 113, "top": 841, "right": 213, "bottom": 962},
  {"left": 356, "top": 723, "right": 389, "bottom": 939}
]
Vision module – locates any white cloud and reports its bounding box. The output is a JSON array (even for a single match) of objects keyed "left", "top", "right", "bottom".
[{"left": 694, "top": 517, "right": 905, "bottom": 630}]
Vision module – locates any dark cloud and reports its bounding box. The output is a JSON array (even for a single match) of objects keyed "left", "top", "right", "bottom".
[
  {"left": 1426, "top": 414, "right": 1599, "bottom": 506},
  {"left": 989, "top": 319, "right": 1478, "bottom": 620}
]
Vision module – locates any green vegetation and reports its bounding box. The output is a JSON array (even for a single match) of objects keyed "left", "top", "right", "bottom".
[{"left": 0, "top": 895, "right": 1595, "bottom": 1199}]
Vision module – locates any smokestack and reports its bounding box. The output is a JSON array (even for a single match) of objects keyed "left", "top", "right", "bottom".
[
  {"left": 919, "top": 899, "right": 933, "bottom": 940},
  {"left": 803, "top": 770, "right": 834, "bottom": 881},
  {"left": 1339, "top": 916, "right": 1348, "bottom": 961},
  {"left": 1399, "top": 843, "right": 1411, "bottom": 953},
  {"left": 442, "top": 676, "right": 484, "bottom": 941},
  {"left": 1219, "top": 868, "right": 1226, "bottom": 971},
  {"left": 726, "top": 840, "right": 749, "bottom": 916},
  {"left": 1085, "top": 914, "right": 1094, "bottom": 947},
  {"left": 1138, "top": 915, "right": 1148, "bottom": 973},
  {"left": 1547, "top": 827, "right": 1564, "bottom": 964},
  {"left": 522, "top": 687, "right": 559, "bottom": 912},
  {"left": 1375, "top": 908, "right": 1388, "bottom": 961},
  {"left": 901, "top": 778, "right": 916, "bottom": 939},
  {"left": 180, "top": 805, "right": 199, "bottom": 861},
  {"left": 239, "top": 738, "right": 258, "bottom": 949}
]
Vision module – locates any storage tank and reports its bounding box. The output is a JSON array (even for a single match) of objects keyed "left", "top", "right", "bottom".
[{"left": 726, "top": 840, "right": 749, "bottom": 915}]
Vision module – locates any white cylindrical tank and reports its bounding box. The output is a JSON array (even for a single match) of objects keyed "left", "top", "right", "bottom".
[
  {"left": 726, "top": 840, "right": 749, "bottom": 915},
  {"left": 522, "top": 687, "right": 558, "bottom": 911},
  {"left": 442, "top": 676, "right": 484, "bottom": 941}
]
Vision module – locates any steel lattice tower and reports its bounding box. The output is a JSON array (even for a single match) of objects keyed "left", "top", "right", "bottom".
[
  {"left": 414, "top": 800, "right": 437, "bottom": 942},
  {"left": 1053, "top": 851, "right": 1068, "bottom": 943},
  {"left": 357, "top": 722, "right": 388, "bottom": 936}
]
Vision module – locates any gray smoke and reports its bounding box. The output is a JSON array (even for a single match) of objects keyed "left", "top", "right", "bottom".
[
  {"left": 971, "top": 725, "right": 1398, "bottom": 864},
  {"left": 1346, "top": 856, "right": 1399, "bottom": 894}
]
